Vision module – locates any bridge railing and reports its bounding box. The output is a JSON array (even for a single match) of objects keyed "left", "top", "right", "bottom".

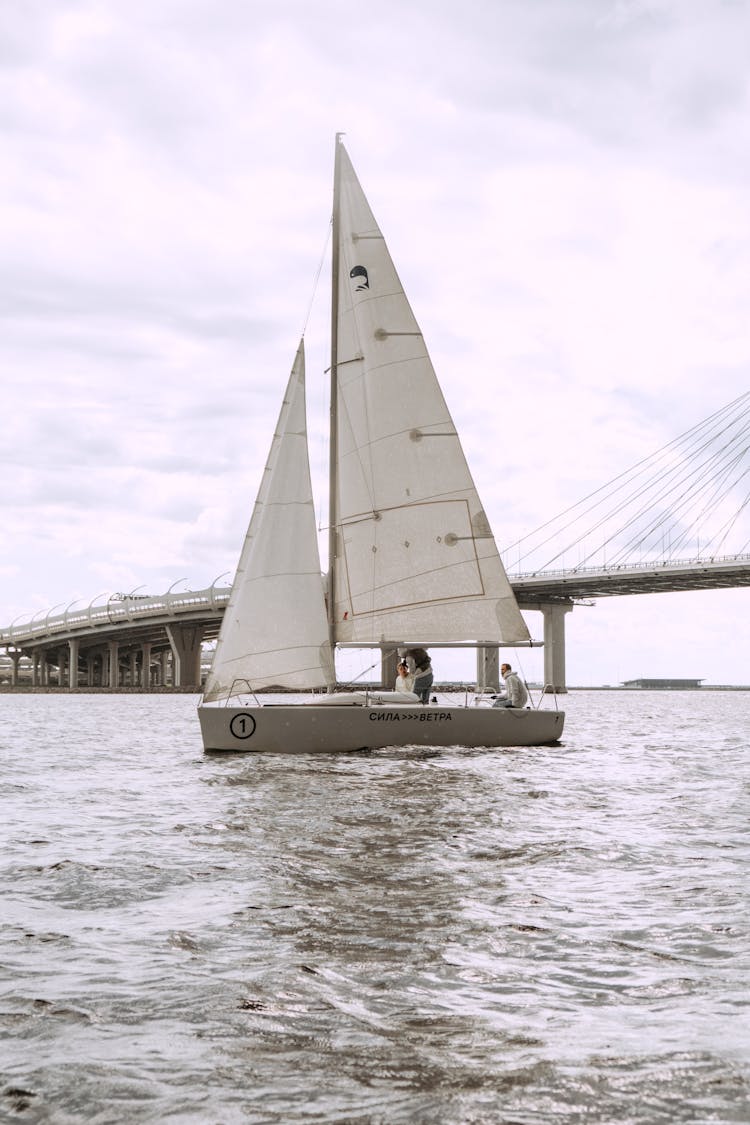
[
  {"left": 0, "top": 587, "right": 233, "bottom": 646},
  {"left": 510, "top": 550, "right": 750, "bottom": 580}
]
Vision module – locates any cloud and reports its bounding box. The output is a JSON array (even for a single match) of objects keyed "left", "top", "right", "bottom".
[{"left": 1, "top": 0, "right": 749, "bottom": 683}]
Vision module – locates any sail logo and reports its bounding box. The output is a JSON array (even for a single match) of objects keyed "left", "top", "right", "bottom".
[{"left": 350, "top": 265, "right": 369, "bottom": 290}]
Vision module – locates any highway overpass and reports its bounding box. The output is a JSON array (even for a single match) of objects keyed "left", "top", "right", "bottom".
[{"left": 2, "top": 553, "right": 749, "bottom": 692}]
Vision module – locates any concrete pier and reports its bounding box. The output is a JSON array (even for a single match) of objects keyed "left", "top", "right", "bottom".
[
  {"left": 539, "top": 602, "right": 572, "bottom": 694},
  {"left": 166, "top": 624, "right": 203, "bottom": 688},
  {"left": 476, "top": 646, "right": 500, "bottom": 692}
]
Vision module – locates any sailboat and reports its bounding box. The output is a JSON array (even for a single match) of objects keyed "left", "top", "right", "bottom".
[{"left": 198, "top": 138, "right": 564, "bottom": 753}]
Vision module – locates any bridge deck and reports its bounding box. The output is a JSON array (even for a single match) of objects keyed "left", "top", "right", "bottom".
[
  {"left": 512, "top": 555, "right": 750, "bottom": 603},
  {"left": 1, "top": 554, "right": 749, "bottom": 651}
]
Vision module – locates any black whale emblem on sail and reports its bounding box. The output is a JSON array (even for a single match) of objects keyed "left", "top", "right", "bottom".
[{"left": 350, "top": 266, "right": 369, "bottom": 291}]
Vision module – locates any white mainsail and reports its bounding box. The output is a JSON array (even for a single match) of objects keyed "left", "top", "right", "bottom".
[
  {"left": 330, "top": 142, "right": 530, "bottom": 647},
  {"left": 202, "top": 341, "right": 335, "bottom": 700}
]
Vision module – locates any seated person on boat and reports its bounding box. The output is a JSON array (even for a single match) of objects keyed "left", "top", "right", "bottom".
[
  {"left": 492, "top": 663, "right": 528, "bottom": 709},
  {"left": 394, "top": 660, "right": 415, "bottom": 694}
]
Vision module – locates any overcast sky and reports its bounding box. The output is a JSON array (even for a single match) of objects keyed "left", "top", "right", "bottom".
[{"left": 2, "top": 0, "right": 749, "bottom": 686}]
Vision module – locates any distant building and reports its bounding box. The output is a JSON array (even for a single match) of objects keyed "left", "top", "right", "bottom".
[{"left": 621, "top": 678, "right": 703, "bottom": 690}]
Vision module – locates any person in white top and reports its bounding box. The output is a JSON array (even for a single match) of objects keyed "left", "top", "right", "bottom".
[
  {"left": 394, "top": 660, "right": 415, "bottom": 693},
  {"left": 492, "top": 663, "right": 528, "bottom": 708}
]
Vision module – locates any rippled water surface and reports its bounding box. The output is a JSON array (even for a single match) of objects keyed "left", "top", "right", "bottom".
[{"left": 2, "top": 690, "right": 749, "bottom": 1123}]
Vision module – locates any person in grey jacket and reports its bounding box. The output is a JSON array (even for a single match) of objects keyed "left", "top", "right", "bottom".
[
  {"left": 492, "top": 663, "right": 528, "bottom": 708},
  {"left": 406, "top": 647, "right": 433, "bottom": 703}
]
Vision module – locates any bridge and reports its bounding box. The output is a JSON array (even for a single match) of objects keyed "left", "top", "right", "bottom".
[
  {"left": 2, "top": 393, "right": 749, "bottom": 692},
  {"left": 0, "top": 585, "right": 230, "bottom": 692},
  {"left": 2, "top": 552, "right": 749, "bottom": 693},
  {"left": 513, "top": 555, "right": 750, "bottom": 600},
  {"left": 511, "top": 553, "right": 750, "bottom": 690}
]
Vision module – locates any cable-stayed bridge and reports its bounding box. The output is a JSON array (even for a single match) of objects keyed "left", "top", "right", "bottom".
[
  {"left": 506, "top": 390, "right": 750, "bottom": 583},
  {"left": 513, "top": 553, "right": 750, "bottom": 601},
  {"left": 503, "top": 391, "right": 750, "bottom": 685},
  {"left": 2, "top": 393, "right": 750, "bottom": 692}
]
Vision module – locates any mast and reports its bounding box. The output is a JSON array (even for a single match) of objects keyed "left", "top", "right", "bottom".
[{"left": 327, "top": 134, "right": 343, "bottom": 660}]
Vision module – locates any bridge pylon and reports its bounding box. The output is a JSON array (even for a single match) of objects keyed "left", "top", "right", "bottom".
[{"left": 538, "top": 601, "right": 573, "bottom": 694}]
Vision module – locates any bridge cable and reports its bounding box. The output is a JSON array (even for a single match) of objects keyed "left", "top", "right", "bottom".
[{"left": 504, "top": 391, "right": 750, "bottom": 573}]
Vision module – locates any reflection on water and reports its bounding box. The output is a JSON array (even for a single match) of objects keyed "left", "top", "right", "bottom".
[{"left": 1, "top": 690, "right": 749, "bottom": 1123}]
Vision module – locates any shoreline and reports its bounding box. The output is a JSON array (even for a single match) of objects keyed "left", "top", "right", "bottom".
[{"left": 1, "top": 684, "right": 749, "bottom": 695}]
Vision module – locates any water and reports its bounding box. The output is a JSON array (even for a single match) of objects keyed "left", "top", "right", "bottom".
[{"left": 1, "top": 690, "right": 749, "bottom": 1124}]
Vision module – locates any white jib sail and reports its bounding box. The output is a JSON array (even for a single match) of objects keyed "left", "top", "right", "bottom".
[
  {"left": 331, "top": 143, "right": 530, "bottom": 647},
  {"left": 202, "top": 341, "right": 335, "bottom": 700}
]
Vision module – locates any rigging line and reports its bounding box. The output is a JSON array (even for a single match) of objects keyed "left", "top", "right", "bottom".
[
  {"left": 535, "top": 407, "right": 750, "bottom": 570},
  {"left": 706, "top": 476, "right": 750, "bottom": 557},
  {"left": 704, "top": 509, "right": 747, "bottom": 560},
  {"left": 680, "top": 414, "right": 750, "bottom": 475},
  {"left": 607, "top": 448, "right": 742, "bottom": 564},
  {"left": 510, "top": 393, "right": 750, "bottom": 555},
  {"left": 505, "top": 391, "right": 750, "bottom": 555},
  {"left": 660, "top": 437, "right": 750, "bottom": 551},
  {"left": 512, "top": 432, "right": 729, "bottom": 569},
  {"left": 509, "top": 442, "right": 684, "bottom": 559},
  {"left": 615, "top": 403, "right": 750, "bottom": 511},
  {"left": 667, "top": 480, "right": 733, "bottom": 559},
  {"left": 537, "top": 450, "right": 705, "bottom": 571},
  {"left": 300, "top": 217, "right": 333, "bottom": 338},
  {"left": 712, "top": 460, "right": 750, "bottom": 528},
  {"left": 666, "top": 419, "right": 750, "bottom": 554},
  {"left": 597, "top": 452, "right": 699, "bottom": 530},
  {"left": 688, "top": 430, "right": 750, "bottom": 485},
  {"left": 343, "top": 648, "right": 401, "bottom": 688},
  {"left": 667, "top": 395, "right": 750, "bottom": 455},
  {"left": 674, "top": 426, "right": 750, "bottom": 498},
  {"left": 669, "top": 449, "right": 750, "bottom": 557},
  {"left": 563, "top": 444, "right": 737, "bottom": 571},
  {"left": 626, "top": 442, "right": 741, "bottom": 537},
  {"left": 511, "top": 458, "right": 677, "bottom": 569}
]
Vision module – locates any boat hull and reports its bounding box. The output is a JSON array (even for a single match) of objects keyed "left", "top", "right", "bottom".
[{"left": 198, "top": 702, "right": 564, "bottom": 754}]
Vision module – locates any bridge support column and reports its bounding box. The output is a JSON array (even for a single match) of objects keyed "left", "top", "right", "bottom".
[
  {"left": 539, "top": 602, "right": 572, "bottom": 694},
  {"left": 477, "top": 646, "right": 500, "bottom": 691},
  {"left": 166, "top": 625, "right": 204, "bottom": 688},
  {"left": 141, "top": 642, "right": 152, "bottom": 687},
  {"left": 107, "top": 641, "right": 119, "bottom": 688},
  {"left": 9, "top": 650, "right": 21, "bottom": 686},
  {"left": 57, "top": 648, "right": 66, "bottom": 687},
  {"left": 68, "top": 639, "right": 79, "bottom": 689},
  {"left": 381, "top": 650, "right": 399, "bottom": 691}
]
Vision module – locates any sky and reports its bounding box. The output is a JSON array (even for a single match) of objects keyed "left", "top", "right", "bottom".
[{"left": 2, "top": 0, "right": 749, "bottom": 687}]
